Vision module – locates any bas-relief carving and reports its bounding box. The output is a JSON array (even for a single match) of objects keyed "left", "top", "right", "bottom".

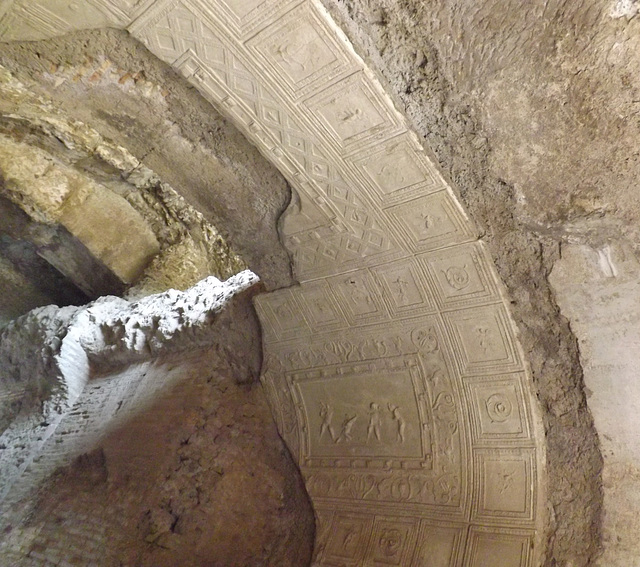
[
  {"left": 327, "top": 270, "right": 389, "bottom": 325},
  {"left": 420, "top": 242, "right": 499, "bottom": 309},
  {"left": 307, "top": 72, "right": 402, "bottom": 152},
  {"left": 314, "top": 509, "right": 468, "bottom": 567},
  {"left": 473, "top": 448, "right": 536, "bottom": 526},
  {"left": 246, "top": 1, "right": 354, "bottom": 99},
  {"left": 2, "top": 0, "right": 545, "bottom": 563},
  {"left": 323, "top": 513, "right": 373, "bottom": 566},
  {"left": 315, "top": 515, "right": 534, "bottom": 567},
  {"left": 262, "top": 322, "right": 467, "bottom": 513},
  {"left": 295, "top": 280, "right": 347, "bottom": 330},
  {"left": 412, "top": 522, "right": 466, "bottom": 566},
  {"left": 371, "top": 258, "right": 436, "bottom": 317},
  {"left": 368, "top": 517, "right": 418, "bottom": 566},
  {"left": 388, "top": 191, "right": 476, "bottom": 254},
  {"left": 87, "top": 0, "right": 159, "bottom": 25},
  {"left": 280, "top": 188, "right": 336, "bottom": 238},
  {"left": 464, "top": 527, "right": 533, "bottom": 567},
  {"left": 208, "top": 0, "right": 298, "bottom": 38},
  {"left": 296, "top": 363, "right": 427, "bottom": 462},
  {"left": 0, "top": 0, "right": 139, "bottom": 41},
  {"left": 464, "top": 373, "right": 532, "bottom": 444},
  {"left": 0, "top": 2, "right": 73, "bottom": 41},
  {"left": 350, "top": 132, "right": 443, "bottom": 207},
  {"left": 316, "top": 400, "right": 407, "bottom": 448},
  {"left": 321, "top": 513, "right": 420, "bottom": 566},
  {"left": 133, "top": 0, "right": 406, "bottom": 280},
  {"left": 444, "top": 305, "right": 522, "bottom": 376}
]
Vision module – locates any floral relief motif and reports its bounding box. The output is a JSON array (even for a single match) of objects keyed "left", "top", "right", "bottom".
[{"left": 305, "top": 470, "right": 460, "bottom": 506}]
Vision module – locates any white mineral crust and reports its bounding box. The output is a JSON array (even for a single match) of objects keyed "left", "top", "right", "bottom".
[{"left": 0, "top": 270, "right": 259, "bottom": 421}]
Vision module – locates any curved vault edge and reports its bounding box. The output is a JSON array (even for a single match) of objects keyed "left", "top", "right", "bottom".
[{"left": 2, "top": 1, "right": 548, "bottom": 565}]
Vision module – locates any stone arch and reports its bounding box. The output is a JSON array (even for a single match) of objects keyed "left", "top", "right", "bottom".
[
  {"left": 129, "top": 2, "right": 546, "bottom": 563},
  {"left": 0, "top": 1, "right": 560, "bottom": 565}
]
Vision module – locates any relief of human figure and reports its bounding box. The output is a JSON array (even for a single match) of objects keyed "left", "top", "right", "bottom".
[
  {"left": 388, "top": 404, "right": 406, "bottom": 444},
  {"left": 392, "top": 275, "right": 409, "bottom": 304},
  {"left": 319, "top": 402, "right": 336, "bottom": 442},
  {"left": 367, "top": 402, "right": 383, "bottom": 441},
  {"left": 336, "top": 414, "right": 358, "bottom": 443}
]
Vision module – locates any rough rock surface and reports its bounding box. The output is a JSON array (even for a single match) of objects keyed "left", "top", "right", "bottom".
[
  {"left": 550, "top": 243, "right": 640, "bottom": 567},
  {"left": 0, "top": 343, "right": 314, "bottom": 567},
  {"left": 0, "top": 130, "right": 161, "bottom": 284},
  {"left": 0, "top": 270, "right": 258, "bottom": 434},
  {"left": 0, "top": 252, "right": 80, "bottom": 329},
  {"left": 0, "top": 29, "right": 294, "bottom": 292},
  {"left": 0, "top": 272, "right": 315, "bottom": 566},
  {"left": 316, "top": 0, "right": 640, "bottom": 564},
  {"left": 0, "top": 271, "right": 259, "bottom": 508},
  {"left": 2, "top": 3, "right": 639, "bottom": 564},
  {"left": 0, "top": 63, "right": 253, "bottom": 323}
]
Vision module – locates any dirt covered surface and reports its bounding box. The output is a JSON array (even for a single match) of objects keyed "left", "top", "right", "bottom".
[
  {"left": 318, "top": 0, "right": 640, "bottom": 564},
  {"left": 0, "top": 293, "right": 315, "bottom": 567},
  {"left": 0, "top": 29, "right": 294, "bottom": 291}
]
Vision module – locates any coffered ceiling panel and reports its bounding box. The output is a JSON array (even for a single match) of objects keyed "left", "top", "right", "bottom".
[{"left": 1, "top": 1, "right": 547, "bottom": 565}]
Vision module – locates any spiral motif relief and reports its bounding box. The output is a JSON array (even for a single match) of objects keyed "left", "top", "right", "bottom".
[
  {"left": 444, "top": 266, "right": 470, "bottom": 290},
  {"left": 485, "top": 393, "right": 513, "bottom": 423}
]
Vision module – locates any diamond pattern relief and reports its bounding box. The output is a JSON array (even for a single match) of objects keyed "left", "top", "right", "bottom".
[
  {"left": 350, "top": 132, "right": 444, "bottom": 206},
  {"left": 284, "top": 178, "right": 400, "bottom": 280},
  {"left": 130, "top": 0, "right": 401, "bottom": 282},
  {"left": 2, "top": 1, "right": 546, "bottom": 565},
  {"left": 133, "top": 1, "right": 210, "bottom": 62},
  {"left": 281, "top": 187, "right": 335, "bottom": 237},
  {"left": 306, "top": 72, "right": 404, "bottom": 154},
  {"left": 208, "top": 0, "right": 300, "bottom": 38},
  {"left": 246, "top": 0, "right": 355, "bottom": 99}
]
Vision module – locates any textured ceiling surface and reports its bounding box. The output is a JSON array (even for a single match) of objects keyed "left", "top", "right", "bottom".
[{"left": 1, "top": 1, "right": 547, "bottom": 565}]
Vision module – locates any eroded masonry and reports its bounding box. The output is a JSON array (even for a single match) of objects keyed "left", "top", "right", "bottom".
[{"left": 1, "top": 0, "right": 640, "bottom": 566}]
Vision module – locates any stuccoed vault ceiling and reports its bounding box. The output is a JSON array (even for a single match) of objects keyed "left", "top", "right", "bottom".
[{"left": 1, "top": 1, "right": 547, "bottom": 565}]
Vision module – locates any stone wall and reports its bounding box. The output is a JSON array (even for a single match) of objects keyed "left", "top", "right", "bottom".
[
  {"left": 0, "top": 275, "right": 315, "bottom": 566},
  {"left": 0, "top": 29, "right": 294, "bottom": 292}
]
